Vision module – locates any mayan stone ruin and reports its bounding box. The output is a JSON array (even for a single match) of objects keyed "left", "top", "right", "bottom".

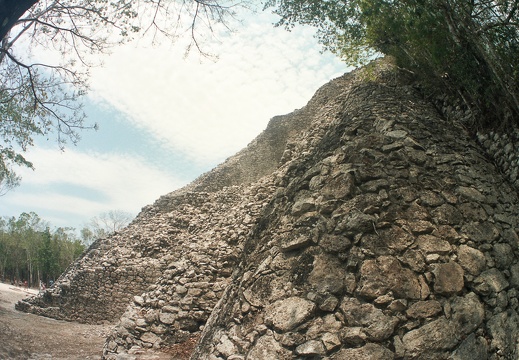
[{"left": 16, "top": 59, "right": 519, "bottom": 359}]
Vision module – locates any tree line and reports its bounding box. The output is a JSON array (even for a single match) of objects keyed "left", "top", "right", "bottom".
[{"left": 0, "top": 210, "right": 132, "bottom": 288}]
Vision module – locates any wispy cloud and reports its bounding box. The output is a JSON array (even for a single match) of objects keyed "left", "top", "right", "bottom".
[
  {"left": 89, "top": 11, "right": 347, "bottom": 166},
  {"left": 1, "top": 147, "right": 185, "bottom": 228}
]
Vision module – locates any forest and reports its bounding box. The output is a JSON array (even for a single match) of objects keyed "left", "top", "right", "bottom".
[
  {"left": 0, "top": 210, "right": 131, "bottom": 288},
  {"left": 0, "top": 212, "right": 84, "bottom": 288}
]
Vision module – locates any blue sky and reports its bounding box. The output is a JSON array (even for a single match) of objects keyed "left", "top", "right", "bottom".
[{"left": 0, "top": 9, "right": 348, "bottom": 231}]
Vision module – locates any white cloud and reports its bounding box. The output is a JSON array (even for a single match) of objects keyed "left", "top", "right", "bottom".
[
  {"left": 89, "top": 11, "right": 347, "bottom": 166},
  {"left": 0, "top": 147, "right": 185, "bottom": 228},
  {"left": 1, "top": 8, "right": 349, "bottom": 230}
]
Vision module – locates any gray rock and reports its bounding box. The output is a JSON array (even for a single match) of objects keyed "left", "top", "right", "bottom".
[
  {"left": 321, "top": 332, "right": 341, "bottom": 351},
  {"left": 457, "top": 245, "right": 486, "bottom": 276},
  {"left": 308, "top": 254, "right": 348, "bottom": 294},
  {"left": 340, "top": 297, "right": 398, "bottom": 341},
  {"left": 450, "top": 292, "right": 484, "bottom": 335},
  {"left": 295, "top": 340, "right": 326, "bottom": 356},
  {"left": 246, "top": 335, "right": 291, "bottom": 360},
  {"left": 357, "top": 256, "right": 424, "bottom": 299},
  {"left": 340, "top": 327, "right": 367, "bottom": 346},
  {"left": 336, "top": 210, "right": 376, "bottom": 235},
  {"left": 140, "top": 332, "right": 160, "bottom": 346},
  {"left": 432, "top": 262, "right": 464, "bottom": 295},
  {"left": 493, "top": 243, "right": 514, "bottom": 269},
  {"left": 462, "top": 222, "right": 500, "bottom": 243},
  {"left": 158, "top": 312, "right": 176, "bottom": 325},
  {"left": 474, "top": 268, "right": 509, "bottom": 295},
  {"left": 415, "top": 235, "right": 452, "bottom": 254},
  {"left": 332, "top": 343, "right": 394, "bottom": 360},
  {"left": 487, "top": 310, "right": 519, "bottom": 357},
  {"left": 406, "top": 300, "right": 442, "bottom": 319},
  {"left": 450, "top": 333, "right": 488, "bottom": 360},
  {"left": 216, "top": 335, "right": 237, "bottom": 357},
  {"left": 402, "top": 318, "right": 460, "bottom": 357},
  {"left": 319, "top": 234, "right": 352, "bottom": 253},
  {"left": 264, "top": 297, "right": 315, "bottom": 332}
]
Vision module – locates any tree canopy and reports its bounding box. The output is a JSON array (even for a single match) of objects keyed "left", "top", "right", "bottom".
[{"left": 266, "top": 0, "right": 519, "bottom": 127}]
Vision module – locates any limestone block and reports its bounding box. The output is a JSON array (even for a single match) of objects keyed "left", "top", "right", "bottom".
[
  {"left": 402, "top": 318, "right": 459, "bottom": 357},
  {"left": 246, "top": 335, "right": 291, "bottom": 360},
  {"left": 457, "top": 245, "right": 486, "bottom": 276},
  {"left": 264, "top": 297, "right": 315, "bottom": 332},
  {"left": 406, "top": 300, "right": 442, "bottom": 319},
  {"left": 432, "top": 262, "right": 464, "bottom": 295},
  {"left": 332, "top": 343, "right": 394, "bottom": 360},
  {"left": 473, "top": 268, "right": 509, "bottom": 295}
]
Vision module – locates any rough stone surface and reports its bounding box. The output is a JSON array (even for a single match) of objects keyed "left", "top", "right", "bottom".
[
  {"left": 264, "top": 297, "right": 315, "bottom": 332},
  {"left": 15, "top": 58, "right": 519, "bottom": 360}
]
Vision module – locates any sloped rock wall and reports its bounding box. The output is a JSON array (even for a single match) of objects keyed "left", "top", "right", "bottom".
[
  {"left": 477, "top": 129, "right": 519, "bottom": 188},
  {"left": 189, "top": 72, "right": 519, "bottom": 359},
  {"left": 102, "top": 182, "right": 275, "bottom": 356},
  {"left": 17, "top": 59, "right": 519, "bottom": 360},
  {"left": 101, "top": 67, "right": 360, "bottom": 359},
  {"left": 15, "top": 67, "right": 351, "bottom": 326},
  {"left": 15, "top": 232, "right": 164, "bottom": 323}
]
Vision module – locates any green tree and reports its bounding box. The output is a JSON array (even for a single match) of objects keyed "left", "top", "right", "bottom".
[
  {"left": 0, "top": 212, "right": 85, "bottom": 286},
  {"left": 52, "top": 227, "right": 84, "bottom": 273},
  {"left": 0, "top": 0, "right": 245, "bottom": 192},
  {"left": 266, "top": 0, "right": 519, "bottom": 126},
  {"left": 38, "top": 227, "right": 57, "bottom": 284}
]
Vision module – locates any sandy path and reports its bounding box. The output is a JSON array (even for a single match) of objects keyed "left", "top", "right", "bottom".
[{"left": 0, "top": 282, "right": 111, "bottom": 360}]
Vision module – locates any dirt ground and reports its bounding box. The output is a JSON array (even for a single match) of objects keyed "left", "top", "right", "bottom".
[{"left": 0, "top": 281, "right": 112, "bottom": 360}]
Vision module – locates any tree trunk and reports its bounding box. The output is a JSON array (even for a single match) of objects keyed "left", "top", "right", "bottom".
[{"left": 0, "top": 0, "right": 39, "bottom": 42}]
